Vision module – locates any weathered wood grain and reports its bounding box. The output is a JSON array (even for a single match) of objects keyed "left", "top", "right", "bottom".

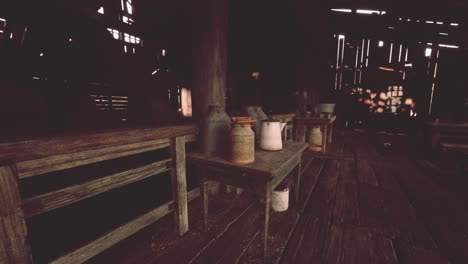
[
  {"left": 187, "top": 142, "right": 308, "bottom": 180},
  {"left": 170, "top": 136, "right": 189, "bottom": 236},
  {"left": 0, "top": 124, "right": 197, "bottom": 165},
  {"left": 280, "top": 214, "right": 316, "bottom": 264},
  {"left": 293, "top": 215, "right": 327, "bottom": 263},
  {"left": 16, "top": 138, "right": 170, "bottom": 179},
  {"left": 356, "top": 159, "right": 379, "bottom": 186},
  {"left": 322, "top": 224, "right": 398, "bottom": 264},
  {"left": 190, "top": 203, "right": 262, "bottom": 264},
  {"left": 396, "top": 241, "right": 451, "bottom": 264},
  {"left": 304, "top": 159, "right": 341, "bottom": 219},
  {"left": 332, "top": 159, "right": 359, "bottom": 225},
  {"left": 296, "top": 158, "right": 325, "bottom": 213},
  {"left": 23, "top": 159, "right": 171, "bottom": 218},
  {"left": 303, "top": 152, "right": 354, "bottom": 161},
  {"left": 0, "top": 166, "right": 32, "bottom": 264},
  {"left": 51, "top": 188, "right": 200, "bottom": 264},
  {"left": 191, "top": 0, "right": 228, "bottom": 119},
  {"left": 151, "top": 193, "right": 255, "bottom": 264},
  {"left": 358, "top": 183, "right": 392, "bottom": 236}
]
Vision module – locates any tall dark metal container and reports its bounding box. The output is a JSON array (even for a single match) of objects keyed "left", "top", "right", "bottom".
[{"left": 200, "top": 105, "right": 231, "bottom": 154}]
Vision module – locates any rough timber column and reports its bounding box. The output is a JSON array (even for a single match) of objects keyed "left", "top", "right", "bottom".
[
  {"left": 292, "top": 0, "right": 330, "bottom": 106},
  {"left": 192, "top": 0, "right": 228, "bottom": 120}
]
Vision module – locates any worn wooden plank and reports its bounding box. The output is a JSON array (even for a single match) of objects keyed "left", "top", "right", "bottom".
[
  {"left": 0, "top": 124, "right": 197, "bottom": 165},
  {"left": 51, "top": 188, "right": 200, "bottom": 264},
  {"left": 372, "top": 160, "right": 401, "bottom": 191},
  {"left": 423, "top": 215, "right": 468, "bottom": 263},
  {"left": 0, "top": 166, "right": 32, "bottom": 264},
  {"left": 386, "top": 158, "right": 468, "bottom": 262},
  {"left": 190, "top": 202, "right": 262, "bottom": 264},
  {"left": 305, "top": 159, "right": 341, "bottom": 216},
  {"left": 396, "top": 241, "right": 450, "bottom": 264},
  {"left": 370, "top": 230, "right": 398, "bottom": 264},
  {"left": 151, "top": 193, "right": 255, "bottom": 264},
  {"left": 237, "top": 209, "right": 301, "bottom": 264},
  {"left": 16, "top": 138, "right": 170, "bottom": 179},
  {"left": 170, "top": 136, "right": 189, "bottom": 236},
  {"left": 296, "top": 158, "right": 325, "bottom": 213},
  {"left": 23, "top": 159, "right": 171, "bottom": 218},
  {"left": 322, "top": 223, "right": 344, "bottom": 263},
  {"left": 356, "top": 159, "right": 379, "bottom": 186},
  {"left": 332, "top": 159, "right": 360, "bottom": 225},
  {"left": 339, "top": 225, "right": 369, "bottom": 263},
  {"left": 280, "top": 214, "right": 316, "bottom": 264},
  {"left": 357, "top": 183, "right": 391, "bottom": 235},
  {"left": 322, "top": 224, "right": 397, "bottom": 264},
  {"left": 293, "top": 215, "right": 327, "bottom": 263},
  {"left": 303, "top": 152, "right": 354, "bottom": 161}
]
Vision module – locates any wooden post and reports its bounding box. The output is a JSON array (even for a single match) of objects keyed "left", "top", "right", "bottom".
[
  {"left": 291, "top": 0, "right": 330, "bottom": 105},
  {"left": 170, "top": 136, "right": 189, "bottom": 236},
  {"left": 191, "top": 0, "right": 228, "bottom": 120},
  {"left": 0, "top": 165, "right": 32, "bottom": 264}
]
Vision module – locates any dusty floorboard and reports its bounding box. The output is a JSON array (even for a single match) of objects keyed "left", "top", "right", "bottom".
[{"left": 88, "top": 130, "right": 467, "bottom": 264}]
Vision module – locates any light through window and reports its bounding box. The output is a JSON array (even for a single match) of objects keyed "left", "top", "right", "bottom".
[
  {"left": 425, "top": 48, "right": 432, "bottom": 57},
  {"left": 331, "top": 8, "right": 352, "bottom": 13}
]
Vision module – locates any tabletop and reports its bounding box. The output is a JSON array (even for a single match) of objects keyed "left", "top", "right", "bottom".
[
  {"left": 295, "top": 115, "right": 337, "bottom": 123},
  {"left": 187, "top": 142, "right": 308, "bottom": 180}
]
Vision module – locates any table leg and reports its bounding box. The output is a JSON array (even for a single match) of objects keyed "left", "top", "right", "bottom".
[
  {"left": 322, "top": 124, "right": 328, "bottom": 153},
  {"left": 299, "top": 124, "right": 306, "bottom": 142},
  {"left": 263, "top": 184, "right": 271, "bottom": 261},
  {"left": 200, "top": 180, "right": 209, "bottom": 230},
  {"left": 295, "top": 158, "right": 302, "bottom": 203},
  {"left": 328, "top": 123, "right": 333, "bottom": 144}
]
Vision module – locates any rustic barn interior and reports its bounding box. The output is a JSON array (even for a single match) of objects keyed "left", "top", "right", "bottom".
[{"left": 0, "top": 0, "right": 467, "bottom": 263}]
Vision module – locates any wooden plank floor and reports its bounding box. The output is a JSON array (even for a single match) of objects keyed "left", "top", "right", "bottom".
[{"left": 89, "top": 130, "right": 467, "bottom": 264}]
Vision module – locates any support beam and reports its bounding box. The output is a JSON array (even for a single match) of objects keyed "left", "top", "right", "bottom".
[
  {"left": 192, "top": 0, "right": 228, "bottom": 119},
  {"left": 0, "top": 166, "right": 32, "bottom": 264},
  {"left": 292, "top": 0, "right": 330, "bottom": 105}
]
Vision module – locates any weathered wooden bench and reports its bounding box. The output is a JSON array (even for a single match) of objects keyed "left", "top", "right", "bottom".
[
  {"left": 0, "top": 124, "right": 197, "bottom": 264},
  {"left": 440, "top": 142, "right": 468, "bottom": 153},
  {"left": 425, "top": 121, "right": 468, "bottom": 150}
]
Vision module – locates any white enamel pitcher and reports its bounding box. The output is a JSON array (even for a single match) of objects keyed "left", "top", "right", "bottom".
[{"left": 259, "top": 120, "right": 286, "bottom": 151}]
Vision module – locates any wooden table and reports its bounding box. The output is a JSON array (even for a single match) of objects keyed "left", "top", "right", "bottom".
[
  {"left": 295, "top": 115, "right": 336, "bottom": 152},
  {"left": 271, "top": 113, "right": 296, "bottom": 142},
  {"left": 187, "top": 142, "right": 308, "bottom": 260}
]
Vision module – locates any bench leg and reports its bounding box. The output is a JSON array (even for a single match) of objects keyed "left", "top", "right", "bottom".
[
  {"left": 200, "top": 180, "right": 209, "bottom": 230},
  {"left": 322, "top": 125, "right": 328, "bottom": 153},
  {"left": 263, "top": 184, "right": 271, "bottom": 261}
]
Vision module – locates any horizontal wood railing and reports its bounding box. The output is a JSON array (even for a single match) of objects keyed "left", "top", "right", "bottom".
[{"left": 0, "top": 124, "right": 198, "bottom": 264}]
